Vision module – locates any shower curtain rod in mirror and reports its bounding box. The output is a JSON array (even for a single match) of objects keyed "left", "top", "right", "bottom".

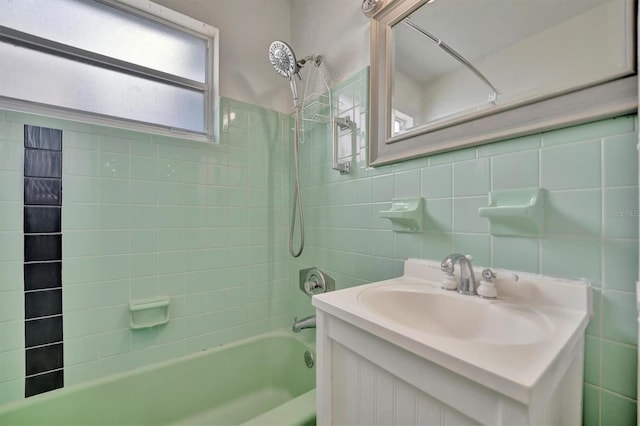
[{"left": 403, "top": 17, "right": 499, "bottom": 101}]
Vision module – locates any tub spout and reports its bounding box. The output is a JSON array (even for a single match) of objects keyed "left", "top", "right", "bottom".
[{"left": 292, "top": 315, "right": 316, "bottom": 332}]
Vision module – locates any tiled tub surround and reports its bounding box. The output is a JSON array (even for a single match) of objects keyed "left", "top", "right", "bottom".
[
  {"left": 0, "top": 98, "right": 292, "bottom": 404},
  {"left": 290, "top": 67, "right": 639, "bottom": 425}
]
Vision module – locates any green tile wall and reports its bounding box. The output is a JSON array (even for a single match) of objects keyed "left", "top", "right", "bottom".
[
  {"left": 0, "top": 63, "right": 637, "bottom": 424},
  {"left": 0, "top": 110, "right": 25, "bottom": 404},
  {"left": 291, "top": 67, "right": 638, "bottom": 424},
  {"left": 0, "top": 98, "right": 292, "bottom": 403}
]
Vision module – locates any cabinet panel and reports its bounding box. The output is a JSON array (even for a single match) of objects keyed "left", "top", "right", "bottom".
[{"left": 331, "top": 341, "right": 479, "bottom": 425}]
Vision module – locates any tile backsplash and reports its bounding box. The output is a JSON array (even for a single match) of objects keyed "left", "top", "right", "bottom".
[{"left": 291, "top": 67, "right": 638, "bottom": 425}]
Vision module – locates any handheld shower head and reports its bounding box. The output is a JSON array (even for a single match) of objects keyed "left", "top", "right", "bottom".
[
  {"left": 269, "top": 40, "right": 299, "bottom": 79},
  {"left": 268, "top": 40, "right": 316, "bottom": 258},
  {"left": 269, "top": 40, "right": 302, "bottom": 109}
]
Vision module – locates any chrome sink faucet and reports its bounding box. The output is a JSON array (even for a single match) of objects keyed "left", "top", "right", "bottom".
[{"left": 441, "top": 253, "right": 477, "bottom": 296}]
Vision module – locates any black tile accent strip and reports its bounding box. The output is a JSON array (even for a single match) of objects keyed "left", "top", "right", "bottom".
[
  {"left": 24, "top": 178, "right": 62, "bottom": 206},
  {"left": 26, "top": 343, "right": 64, "bottom": 377},
  {"left": 24, "top": 262, "right": 62, "bottom": 291},
  {"left": 25, "top": 289, "right": 63, "bottom": 319},
  {"left": 24, "top": 207, "right": 62, "bottom": 234},
  {"left": 24, "top": 235, "right": 62, "bottom": 262},
  {"left": 25, "top": 370, "right": 63, "bottom": 397},
  {"left": 25, "top": 316, "right": 63, "bottom": 348},
  {"left": 24, "top": 149, "right": 62, "bottom": 178},
  {"left": 24, "top": 125, "right": 64, "bottom": 398},
  {"left": 24, "top": 126, "right": 62, "bottom": 151}
]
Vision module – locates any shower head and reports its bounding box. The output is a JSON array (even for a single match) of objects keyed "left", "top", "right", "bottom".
[
  {"left": 269, "top": 40, "right": 300, "bottom": 80},
  {"left": 269, "top": 40, "right": 304, "bottom": 109}
]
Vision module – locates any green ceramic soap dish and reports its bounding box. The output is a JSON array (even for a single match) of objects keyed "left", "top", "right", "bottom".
[
  {"left": 379, "top": 197, "right": 424, "bottom": 233},
  {"left": 129, "top": 297, "right": 170, "bottom": 330},
  {"left": 478, "top": 188, "right": 545, "bottom": 236}
]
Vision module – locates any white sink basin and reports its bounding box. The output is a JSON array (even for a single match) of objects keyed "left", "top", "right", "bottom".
[{"left": 358, "top": 285, "right": 554, "bottom": 345}]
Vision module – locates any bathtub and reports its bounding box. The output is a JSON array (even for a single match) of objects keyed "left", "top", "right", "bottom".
[{"left": 0, "top": 332, "right": 316, "bottom": 425}]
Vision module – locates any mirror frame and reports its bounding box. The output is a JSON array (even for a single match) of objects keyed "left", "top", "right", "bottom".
[{"left": 369, "top": 0, "right": 638, "bottom": 166}]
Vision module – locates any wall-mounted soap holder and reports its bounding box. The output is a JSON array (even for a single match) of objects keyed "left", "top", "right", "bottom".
[
  {"left": 129, "top": 297, "right": 170, "bottom": 330},
  {"left": 379, "top": 197, "right": 424, "bottom": 233},
  {"left": 478, "top": 188, "right": 545, "bottom": 236}
]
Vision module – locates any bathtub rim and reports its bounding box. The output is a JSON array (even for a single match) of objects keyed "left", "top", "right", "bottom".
[{"left": 0, "top": 328, "right": 315, "bottom": 415}]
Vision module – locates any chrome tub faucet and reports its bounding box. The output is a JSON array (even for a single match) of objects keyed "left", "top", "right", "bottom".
[{"left": 292, "top": 315, "right": 316, "bottom": 332}]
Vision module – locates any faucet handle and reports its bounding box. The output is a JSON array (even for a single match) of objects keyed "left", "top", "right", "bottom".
[
  {"left": 478, "top": 268, "right": 498, "bottom": 299},
  {"left": 481, "top": 268, "right": 496, "bottom": 281},
  {"left": 440, "top": 258, "right": 455, "bottom": 276}
]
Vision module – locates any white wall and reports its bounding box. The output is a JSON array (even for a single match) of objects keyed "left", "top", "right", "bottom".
[
  {"left": 290, "top": 0, "right": 370, "bottom": 87},
  {"left": 394, "top": 70, "right": 426, "bottom": 124},
  {"left": 152, "top": 0, "right": 370, "bottom": 113},
  {"left": 154, "top": 0, "right": 293, "bottom": 113}
]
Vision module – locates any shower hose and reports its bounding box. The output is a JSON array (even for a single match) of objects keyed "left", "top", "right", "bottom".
[{"left": 289, "top": 106, "right": 304, "bottom": 257}]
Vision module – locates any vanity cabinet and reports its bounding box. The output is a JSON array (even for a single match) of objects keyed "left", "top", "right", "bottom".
[{"left": 312, "top": 258, "right": 591, "bottom": 425}]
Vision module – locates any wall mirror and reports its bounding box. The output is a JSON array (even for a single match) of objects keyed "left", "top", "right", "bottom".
[{"left": 368, "top": 0, "right": 637, "bottom": 166}]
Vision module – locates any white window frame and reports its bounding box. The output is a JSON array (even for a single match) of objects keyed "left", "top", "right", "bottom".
[
  {"left": 0, "top": 0, "right": 219, "bottom": 143},
  {"left": 392, "top": 108, "right": 414, "bottom": 135}
]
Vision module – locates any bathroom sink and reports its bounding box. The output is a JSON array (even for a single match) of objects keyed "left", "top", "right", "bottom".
[
  {"left": 358, "top": 285, "right": 553, "bottom": 345},
  {"left": 313, "top": 258, "right": 591, "bottom": 405}
]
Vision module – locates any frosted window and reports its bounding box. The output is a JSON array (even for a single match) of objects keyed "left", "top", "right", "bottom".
[
  {"left": 0, "top": 0, "right": 215, "bottom": 136},
  {"left": 0, "top": 0, "right": 207, "bottom": 83},
  {"left": 0, "top": 42, "right": 204, "bottom": 132}
]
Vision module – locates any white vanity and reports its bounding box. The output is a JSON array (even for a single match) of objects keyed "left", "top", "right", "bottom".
[{"left": 312, "top": 258, "right": 591, "bottom": 425}]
